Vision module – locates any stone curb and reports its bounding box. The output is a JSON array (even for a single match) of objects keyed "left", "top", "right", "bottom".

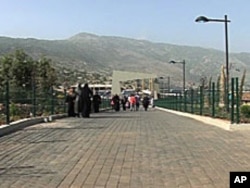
[
  {"left": 0, "top": 114, "right": 67, "bottom": 137},
  {"left": 156, "top": 107, "right": 232, "bottom": 131},
  {"left": 156, "top": 107, "right": 250, "bottom": 131},
  {"left": 0, "top": 107, "right": 111, "bottom": 137}
]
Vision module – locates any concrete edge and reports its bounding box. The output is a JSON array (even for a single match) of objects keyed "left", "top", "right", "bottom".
[
  {"left": 230, "top": 124, "right": 250, "bottom": 130},
  {"left": 0, "top": 108, "right": 111, "bottom": 137},
  {"left": 155, "top": 107, "right": 232, "bottom": 131},
  {"left": 0, "top": 114, "right": 67, "bottom": 137}
]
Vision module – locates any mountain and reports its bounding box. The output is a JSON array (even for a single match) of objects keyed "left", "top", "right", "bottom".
[{"left": 0, "top": 32, "right": 249, "bottom": 88}]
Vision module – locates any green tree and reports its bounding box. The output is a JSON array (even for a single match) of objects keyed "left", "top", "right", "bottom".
[
  {"left": 0, "top": 50, "right": 57, "bottom": 94},
  {"left": 11, "top": 50, "right": 34, "bottom": 88},
  {"left": 0, "top": 55, "right": 13, "bottom": 85},
  {"left": 36, "top": 57, "right": 57, "bottom": 90}
]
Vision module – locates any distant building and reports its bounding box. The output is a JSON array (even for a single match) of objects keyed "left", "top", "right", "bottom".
[{"left": 88, "top": 84, "right": 112, "bottom": 91}]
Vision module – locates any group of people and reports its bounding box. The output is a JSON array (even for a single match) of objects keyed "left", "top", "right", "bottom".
[
  {"left": 65, "top": 83, "right": 101, "bottom": 118},
  {"left": 111, "top": 93, "right": 151, "bottom": 112},
  {"left": 66, "top": 84, "right": 153, "bottom": 117}
]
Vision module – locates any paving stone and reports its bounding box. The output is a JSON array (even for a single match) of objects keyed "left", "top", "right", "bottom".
[{"left": 0, "top": 109, "right": 250, "bottom": 187}]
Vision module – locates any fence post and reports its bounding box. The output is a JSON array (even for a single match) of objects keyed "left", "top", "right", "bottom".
[
  {"left": 191, "top": 88, "right": 194, "bottom": 114},
  {"left": 212, "top": 82, "right": 215, "bottom": 117},
  {"left": 235, "top": 77, "right": 240, "bottom": 124},
  {"left": 178, "top": 93, "right": 181, "bottom": 111},
  {"left": 64, "top": 89, "right": 67, "bottom": 113},
  {"left": 51, "top": 86, "right": 54, "bottom": 115},
  {"left": 5, "top": 80, "right": 10, "bottom": 124},
  {"left": 195, "top": 89, "right": 198, "bottom": 114},
  {"left": 32, "top": 81, "right": 36, "bottom": 117},
  {"left": 175, "top": 93, "right": 177, "bottom": 110},
  {"left": 231, "top": 78, "right": 235, "bottom": 124},
  {"left": 184, "top": 91, "right": 187, "bottom": 112},
  {"left": 200, "top": 86, "right": 203, "bottom": 115}
]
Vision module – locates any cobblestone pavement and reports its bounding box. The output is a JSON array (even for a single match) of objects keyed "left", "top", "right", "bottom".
[{"left": 0, "top": 108, "right": 250, "bottom": 188}]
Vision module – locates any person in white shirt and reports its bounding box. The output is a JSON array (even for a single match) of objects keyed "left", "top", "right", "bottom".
[{"left": 150, "top": 97, "right": 154, "bottom": 108}]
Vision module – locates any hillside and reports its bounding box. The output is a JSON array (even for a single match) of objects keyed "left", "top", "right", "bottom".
[{"left": 0, "top": 32, "right": 249, "bottom": 88}]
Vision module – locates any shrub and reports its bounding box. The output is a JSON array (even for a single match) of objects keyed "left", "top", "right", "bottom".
[
  {"left": 10, "top": 102, "right": 20, "bottom": 117},
  {"left": 240, "top": 105, "right": 250, "bottom": 118}
]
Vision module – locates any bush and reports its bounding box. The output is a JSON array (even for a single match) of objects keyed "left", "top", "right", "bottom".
[
  {"left": 240, "top": 105, "right": 250, "bottom": 118},
  {"left": 10, "top": 102, "right": 20, "bottom": 117}
]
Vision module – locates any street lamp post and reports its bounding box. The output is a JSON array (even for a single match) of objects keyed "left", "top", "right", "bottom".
[
  {"left": 169, "top": 60, "right": 186, "bottom": 95},
  {"left": 169, "top": 60, "right": 186, "bottom": 112},
  {"left": 158, "top": 76, "right": 171, "bottom": 95},
  {"left": 167, "top": 76, "right": 171, "bottom": 93},
  {"left": 195, "top": 15, "right": 231, "bottom": 112}
]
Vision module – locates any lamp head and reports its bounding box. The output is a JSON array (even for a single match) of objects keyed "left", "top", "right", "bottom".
[
  {"left": 169, "top": 60, "right": 176, "bottom": 64},
  {"left": 195, "top": 16, "right": 209, "bottom": 23}
]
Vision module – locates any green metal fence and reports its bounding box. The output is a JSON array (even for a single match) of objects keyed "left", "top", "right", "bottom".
[
  {"left": 0, "top": 83, "right": 111, "bottom": 125},
  {"left": 155, "top": 77, "right": 241, "bottom": 124}
]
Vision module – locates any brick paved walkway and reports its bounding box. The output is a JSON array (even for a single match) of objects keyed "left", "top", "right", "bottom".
[{"left": 0, "top": 108, "right": 250, "bottom": 188}]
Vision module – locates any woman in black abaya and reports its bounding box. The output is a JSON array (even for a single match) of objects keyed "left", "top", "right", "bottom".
[
  {"left": 65, "top": 87, "right": 76, "bottom": 117},
  {"left": 80, "top": 83, "right": 93, "bottom": 118}
]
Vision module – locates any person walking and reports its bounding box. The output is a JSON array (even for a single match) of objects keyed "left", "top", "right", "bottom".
[
  {"left": 80, "top": 83, "right": 93, "bottom": 118},
  {"left": 110, "top": 95, "right": 115, "bottom": 110},
  {"left": 142, "top": 94, "right": 150, "bottom": 111},
  {"left": 93, "top": 91, "right": 102, "bottom": 113},
  {"left": 150, "top": 96, "right": 155, "bottom": 108},
  {"left": 113, "top": 94, "right": 120, "bottom": 112},
  {"left": 65, "top": 87, "right": 76, "bottom": 117},
  {"left": 135, "top": 93, "right": 140, "bottom": 111},
  {"left": 129, "top": 94, "right": 136, "bottom": 111},
  {"left": 121, "top": 96, "right": 127, "bottom": 111},
  {"left": 127, "top": 95, "right": 131, "bottom": 110},
  {"left": 74, "top": 83, "right": 82, "bottom": 117}
]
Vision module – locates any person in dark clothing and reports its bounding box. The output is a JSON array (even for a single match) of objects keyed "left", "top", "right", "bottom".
[
  {"left": 65, "top": 87, "right": 76, "bottom": 117},
  {"left": 120, "top": 96, "right": 126, "bottom": 111},
  {"left": 74, "top": 83, "right": 82, "bottom": 117},
  {"left": 93, "top": 92, "right": 102, "bottom": 113},
  {"left": 135, "top": 93, "right": 140, "bottom": 111},
  {"left": 142, "top": 95, "right": 150, "bottom": 111},
  {"left": 112, "top": 94, "right": 120, "bottom": 111},
  {"left": 80, "top": 83, "right": 93, "bottom": 118}
]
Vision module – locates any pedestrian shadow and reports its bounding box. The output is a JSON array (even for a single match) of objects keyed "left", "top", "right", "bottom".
[
  {"left": 25, "top": 126, "right": 106, "bottom": 130},
  {"left": 90, "top": 115, "right": 134, "bottom": 119},
  {"left": 0, "top": 165, "right": 56, "bottom": 177},
  {"left": 29, "top": 139, "right": 68, "bottom": 143}
]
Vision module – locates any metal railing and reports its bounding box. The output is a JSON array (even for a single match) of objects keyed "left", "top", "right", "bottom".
[
  {"left": 0, "top": 84, "right": 111, "bottom": 125},
  {"left": 155, "top": 78, "right": 241, "bottom": 124}
]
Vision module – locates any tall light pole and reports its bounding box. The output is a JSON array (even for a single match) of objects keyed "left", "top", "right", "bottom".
[
  {"left": 158, "top": 76, "right": 171, "bottom": 94},
  {"left": 195, "top": 15, "right": 231, "bottom": 112},
  {"left": 169, "top": 60, "right": 186, "bottom": 94},
  {"left": 167, "top": 76, "right": 171, "bottom": 93}
]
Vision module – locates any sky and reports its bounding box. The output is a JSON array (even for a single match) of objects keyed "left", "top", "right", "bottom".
[{"left": 0, "top": 0, "right": 249, "bottom": 53}]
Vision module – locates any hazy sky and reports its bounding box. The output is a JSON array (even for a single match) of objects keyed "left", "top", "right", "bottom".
[{"left": 0, "top": 0, "right": 249, "bottom": 52}]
